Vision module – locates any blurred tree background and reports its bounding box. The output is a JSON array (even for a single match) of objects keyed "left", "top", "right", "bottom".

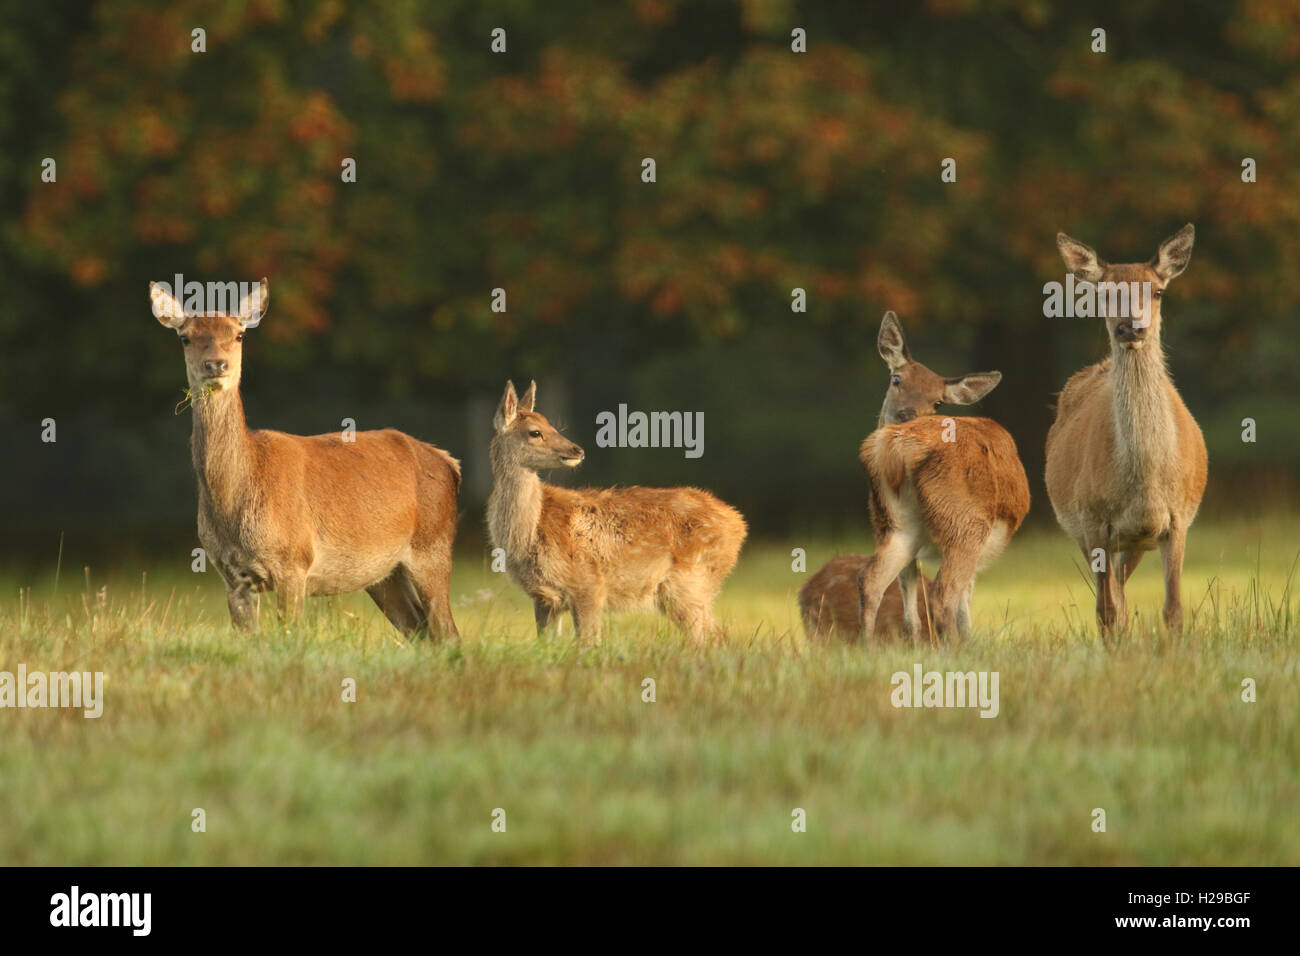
[{"left": 2, "top": 0, "right": 1298, "bottom": 567}]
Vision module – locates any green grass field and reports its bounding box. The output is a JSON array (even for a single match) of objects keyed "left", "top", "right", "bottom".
[{"left": 1, "top": 513, "right": 1296, "bottom": 865}]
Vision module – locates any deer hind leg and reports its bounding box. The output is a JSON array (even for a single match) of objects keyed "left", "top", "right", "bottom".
[
  {"left": 896, "top": 561, "right": 922, "bottom": 642},
  {"left": 216, "top": 562, "right": 260, "bottom": 631},
  {"left": 933, "top": 544, "right": 981, "bottom": 641},
  {"left": 658, "top": 574, "right": 719, "bottom": 645},
  {"left": 366, "top": 570, "right": 425, "bottom": 637},
  {"left": 1113, "top": 550, "right": 1144, "bottom": 630},
  {"left": 271, "top": 572, "right": 306, "bottom": 624},
  {"left": 570, "top": 588, "right": 606, "bottom": 644},
  {"left": 1159, "top": 525, "right": 1187, "bottom": 634},
  {"left": 533, "top": 596, "right": 564, "bottom": 637},
  {"left": 400, "top": 549, "right": 460, "bottom": 640},
  {"left": 858, "top": 534, "right": 918, "bottom": 643},
  {"left": 1085, "top": 541, "right": 1121, "bottom": 637},
  {"left": 226, "top": 582, "right": 260, "bottom": 631}
]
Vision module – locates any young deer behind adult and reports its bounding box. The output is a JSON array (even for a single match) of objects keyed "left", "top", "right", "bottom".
[
  {"left": 855, "top": 312, "right": 1030, "bottom": 641},
  {"left": 488, "top": 380, "right": 747, "bottom": 643},
  {"left": 1046, "top": 225, "right": 1207, "bottom": 635},
  {"left": 150, "top": 278, "right": 460, "bottom": 638}
]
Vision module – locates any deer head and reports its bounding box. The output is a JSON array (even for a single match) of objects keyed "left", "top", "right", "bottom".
[
  {"left": 150, "top": 278, "right": 268, "bottom": 391},
  {"left": 876, "top": 312, "right": 1002, "bottom": 426},
  {"left": 492, "top": 380, "right": 585, "bottom": 471},
  {"left": 1056, "top": 224, "right": 1194, "bottom": 353}
]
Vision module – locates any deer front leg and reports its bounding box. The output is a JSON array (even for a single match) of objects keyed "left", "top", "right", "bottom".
[
  {"left": 956, "top": 580, "right": 975, "bottom": 640},
  {"left": 1160, "top": 526, "right": 1187, "bottom": 634},
  {"left": 858, "top": 535, "right": 915, "bottom": 643}
]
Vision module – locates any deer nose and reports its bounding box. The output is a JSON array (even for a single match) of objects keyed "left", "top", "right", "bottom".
[
  {"left": 895, "top": 409, "right": 916, "bottom": 423},
  {"left": 203, "top": 359, "right": 229, "bottom": 376},
  {"left": 1115, "top": 321, "right": 1144, "bottom": 341},
  {"left": 564, "top": 443, "right": 585, "bottom": 461}
]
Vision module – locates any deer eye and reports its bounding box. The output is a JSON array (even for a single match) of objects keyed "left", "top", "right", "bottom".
[
  {"left": 891, "top": 375, "right": 901, "bottom": 387},
  {"left": 934, "top": 400, "right": 942, "bottom": 409},
  {"left": 179, "top": 335, "right": 190, "bottom": 346},
  {"left": 1153, "top": 289, "right": 1163, "bottom": 298},
  {"left": 528, "top": 429, "right": 542, "bottom": 438},
  {"left": 235, "top": 332, "right": 244, "bottom": 342}
]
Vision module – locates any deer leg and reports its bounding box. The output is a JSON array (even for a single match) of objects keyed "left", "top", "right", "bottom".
[
  {"left": 534, "top": 597, "right": 563, "bottom": 637},
  {"left": 226, "top": 582, "right": 260, "bottom": 631},
  {"left": 275, "top": 572, "right": 308, "bottom": 625},
  {"left": 401, "top": 552, "right": 459, "bottom": 640},
  {"left": 657, "top": 575, "right": 717, "bottom": 644},
  {"left": 570, "top": 590, "right": 605, "bottom": 644},
  {"left": 858, "top": 534, "right": 917, "bottom": 643},
  {"left": 1086, "top": 542, "right": 1120, "bottom": 637},
  {"left": 1113, "top": 550, "right": 1143, "bottom": 630},
  {"left": 1160, "top": 526, "right": 1187, "bottom": 634},
  {"left": 367, "top": 571, "right": 424, "bottom": 637},
  {"left": 933, "top": 548, "right": 979, "bottom": 641},
  {"left": 896, "top": 561, "right": 922, "bottom": 642},
  {"left": 956, "top": 580, "right": 975, "bottom": 639},
  {"left": 215, "top": 561, "right": 259, "bottom": 631}
]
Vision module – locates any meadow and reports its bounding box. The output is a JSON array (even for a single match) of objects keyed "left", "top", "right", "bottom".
[{"left": 0, "top": 513, "right": 1296, "bottom": 865}]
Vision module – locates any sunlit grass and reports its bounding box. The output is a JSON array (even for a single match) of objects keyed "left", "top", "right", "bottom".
[{"left": 0, "top": 514, "right": 1296, "bottom": 864}]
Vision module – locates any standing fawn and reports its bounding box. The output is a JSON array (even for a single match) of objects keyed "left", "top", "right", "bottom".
[
  {"left": 1046, "top": 225, "right": 1207, "bottom": 635},
  {"left": 150, "top": 278, "right": 460, "bottom": 638},
  {"left": 487, "top": 380, "right": 747, "bottom": 643},
  {"left": 856, "top": 312, "right": 1031, "bottom": 641}
]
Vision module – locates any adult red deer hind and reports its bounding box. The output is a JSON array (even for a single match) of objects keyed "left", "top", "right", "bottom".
[
  {"left": 488, "top": 380, "right": 746, "bottom": 643},
  {"left": 150, "top": 278, "right": 460, "bottom": 639},
  {"left": 1046, "top": 225, "right": 1207, "bottom": 635},
  {"left": 856, "top": 312, "right": 1031, "bottom": 641}
]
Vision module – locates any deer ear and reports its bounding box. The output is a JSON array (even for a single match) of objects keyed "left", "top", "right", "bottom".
[
  {"left": 1152, "top": 223, "right": 1194, "bottom": 281},
  {"left": 494, "top": 381, "right": 519, "bottom": 432},
  {"left": 1057, "top": 233, "right": 1106, "bottom": 283},
  {"left": 943, "top": 371, "right": 1002, "bottom": 405},
  {"left": 238, "top": 277, "right": 269, "bottom": 328},
  {"left": 877, "top": 311, "right": 910, "bottom": 370},
  {"left": 150, "top": 281, "right": 187, "bottom": 329},
  {"left": 519, "top": 380, "right": 536, "bottom": 414}
]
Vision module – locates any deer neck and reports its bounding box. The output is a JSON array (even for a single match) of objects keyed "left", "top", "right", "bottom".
[
  {"left": 1110, "top": 337, "right": 1176, "bottom": 482},
  {"left": 190, "top": 385, "right": 254, "bottom": 518},
  {"left": 487, "top": 438, "right": 544, "bottom": 559}
]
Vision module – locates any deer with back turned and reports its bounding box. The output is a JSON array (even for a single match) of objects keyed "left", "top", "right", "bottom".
[
  {"left": 150, "top": 278, "right": 460, "bottom": 638},
  {"left": 1046, "top": 225, "right": 1207, "bottom": 635},
  {"left": 854, "top": 312, "right": 1030, "bottom": 642},
  {"left": 488, "top": 380, "right": 746, "bottom": 643}
]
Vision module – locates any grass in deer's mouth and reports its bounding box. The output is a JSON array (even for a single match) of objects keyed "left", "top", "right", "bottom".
[
  {"left": 0, "top": 513, "right": 1296, "bottom": 864},
  {"left": 173, "top": 383, "right": 217, "bottom": 414}
]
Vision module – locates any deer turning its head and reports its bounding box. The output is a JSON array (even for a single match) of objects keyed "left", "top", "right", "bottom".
[
  {"left": 876, "top": 311, "right": 1002, "bottom": 426},
  {"left": 855, "top": 313, "right": 1030, "bottom": 643}
]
